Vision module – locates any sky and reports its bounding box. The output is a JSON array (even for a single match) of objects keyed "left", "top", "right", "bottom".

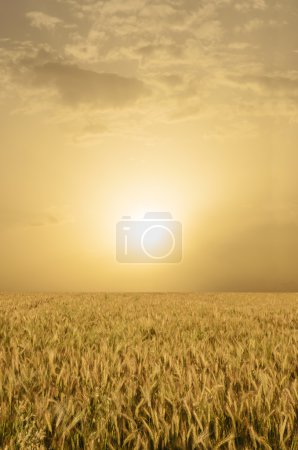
[{"left": 0, "top": 0, "right": 297, "bottom": 291}]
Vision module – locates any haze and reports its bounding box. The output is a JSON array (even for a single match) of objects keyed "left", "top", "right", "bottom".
[{"left": 0, "top": 0, "right": 297, "bottom": 291}]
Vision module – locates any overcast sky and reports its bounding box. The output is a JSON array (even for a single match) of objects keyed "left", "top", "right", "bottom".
[{"left": 0, "top": 0, "right": 297, "bottom": 291}]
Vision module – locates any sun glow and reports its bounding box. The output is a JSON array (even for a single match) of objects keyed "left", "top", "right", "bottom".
[{"left": 76, "top": 168, "right": 204, "bottom": 263}]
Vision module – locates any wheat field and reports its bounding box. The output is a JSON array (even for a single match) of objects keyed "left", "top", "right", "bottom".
[{"left": 0, "top": 292, "right": 297, "bottom": 449}]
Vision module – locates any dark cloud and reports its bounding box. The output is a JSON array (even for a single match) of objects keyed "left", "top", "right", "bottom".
[{"left": 31, "top": 62, "right": 148, "bottom": 108}]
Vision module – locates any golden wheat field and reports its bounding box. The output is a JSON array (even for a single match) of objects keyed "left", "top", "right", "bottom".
[{"left": 0, "top": 293, "right": 297, "bottom": 450}]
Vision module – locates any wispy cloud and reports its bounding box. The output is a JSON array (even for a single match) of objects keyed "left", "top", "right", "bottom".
[
  {"left": 235, "top": 17, "right": 287, "bottom": 33},
  {"left": 0, "top": 206, "right": 73, "bottom": 229},
  {"left": 26, "top": 11, "right": 64, "bottom": 30},
  {"left": 234, "top": 0, "right": 267, "bottom": 12}
]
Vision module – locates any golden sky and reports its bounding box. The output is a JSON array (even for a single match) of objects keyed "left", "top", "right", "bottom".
[{"left": 0, "top": 0, "right": 297, "bottom": 291}]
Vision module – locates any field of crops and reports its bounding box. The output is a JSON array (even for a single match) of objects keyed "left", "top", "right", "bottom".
[{"left": 0, "top": 292, "right": 297, "bottom": 449}]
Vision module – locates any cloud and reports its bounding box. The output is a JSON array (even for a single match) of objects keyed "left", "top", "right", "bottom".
[
  {"left": 233, "top": 73, "right": 298, "bottom": 96},
  {"left": 0, "top": 0, "right": 296, "bottom": 132},
  {"left": 235, "top": 18, "right": 287, "bottom": 33},
  {"left": 228, "top": 42, "right": 256, "bottom": 50},
  {"left": 0, "top": 206, "right": 72, "bottom": 229},
  {"left": 236, "top": 18, "right": 264, "bottom": 32},
  {"left": 30, "top": 62, "right": 148, "bottom": 108},
  {"left": 235, "top": 0, "right": 267, "bottom": 12},
  {"left": 26, "top": 11, "right": 64, "bottom": 30},
  {"left": 253, "top": 0, "right": 267, "bottom": 9}
]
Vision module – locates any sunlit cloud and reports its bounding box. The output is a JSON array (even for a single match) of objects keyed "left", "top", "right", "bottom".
[{"left": 26, "top": 11, "right": 64, "bottom": 30}]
